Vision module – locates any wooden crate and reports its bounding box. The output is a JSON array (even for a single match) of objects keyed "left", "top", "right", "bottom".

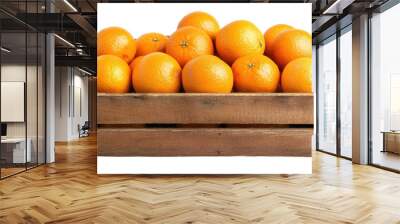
[{"left": 97, "top": 93, "right": 313, "bottom": 157}]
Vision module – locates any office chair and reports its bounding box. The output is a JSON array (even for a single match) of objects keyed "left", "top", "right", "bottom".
[{"left": 79, "top": 121, "right": 90, "bottom": 138}]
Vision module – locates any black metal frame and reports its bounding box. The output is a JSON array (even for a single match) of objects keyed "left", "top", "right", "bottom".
[
  {"left": 367, "top": 10, "right": 373, "bottom": 166},
  {"left": 336, "top": 25, "right": 341, "bottom": 157},
  {"left": 315, "top": 44, "right": 319, "bottom": 151},
  {"left": 25, "top": 2, "right": 28, "bottom": 172}
]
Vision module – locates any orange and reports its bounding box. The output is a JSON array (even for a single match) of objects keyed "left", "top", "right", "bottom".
[
  {"left": 136, "top": 32, "right": 168, "bottom": 56},
  {"left": 166, "top": 26, "right": 214, "bottom": 67},
  {"left": 182, "top": 55, "right": 233, "bottom": 93},
  {"left": 178, "top": 11, "right": 220, "bottom": 40},
  {"left": 97, "top": 55, "right": 131, "bottom": 93},
  {"left": 264, "top": 24, "right": 293, "bottom": 56},
  {"left": 129, "top": 56, "right": 144, "bottom": 73},
  {"left": 232, "top": 54, "right": 280, "bottom": 92},
  {"left": 281, "top": 57, "right": 312, "bottom": 93},
  {"left": 270, "top": 29, "right": 312, "bottom": 69},
  {"left": 216, "top": 20, "right": 265, "bottom": 65},
  {"left": 133, "top": 52, "right": 181, "bottom": 93},
  {"left": 97, "top": 27, "right": 136, "bottom": 63}
]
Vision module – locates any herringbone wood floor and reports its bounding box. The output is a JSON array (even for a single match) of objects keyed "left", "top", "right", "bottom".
[{"left": 1, "top": 135, "right": 400, "bottom": 224}]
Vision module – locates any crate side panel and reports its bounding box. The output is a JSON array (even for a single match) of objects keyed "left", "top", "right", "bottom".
[
  {"left": 97, "top": 93, "right": 314, "bottom": 125},
  {"left": 98, "top": 128, "right": 312, "bottom": 157}
]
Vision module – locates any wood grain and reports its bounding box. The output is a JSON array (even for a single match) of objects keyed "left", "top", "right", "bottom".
[
  {"left": 97, "top": 128, "right": 312, "bottom": 157},
  {"left": 97, "top": 93, "right": 314, "bottom": 125},
  {"left": 2, "top": 135, "right": 400, "bottom": 223}
]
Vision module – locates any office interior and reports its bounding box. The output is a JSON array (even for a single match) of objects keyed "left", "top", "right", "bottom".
[
  {"left": 0, "top": 0, "right": 400, "bottom": 222},
  {"left": 1, "top": 0, "right": 97, "bottom": 178}
]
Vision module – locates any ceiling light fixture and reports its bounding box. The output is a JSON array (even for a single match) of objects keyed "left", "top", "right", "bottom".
[
  {"left": 54, "top": 34, "right": 75, "bottom": 48},
  {"left": 76, "top": 48, "right": 86, "bottom": 56},
  {"left": 322, "top": 0, "right": 354, "bottom": 15},
  {"left": 1, "top": 47, "right": 11, "bottom": 53},
  {"left": 63, "top": 0, "right": 78, "bottom": 12},
  {"left": 77, "top": 67, "right": 93, "bottom": 76}
]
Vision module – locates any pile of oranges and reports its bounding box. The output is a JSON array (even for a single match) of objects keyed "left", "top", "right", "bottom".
[{"left": 97, "top": 11, "right": 312, "bottom": 93}]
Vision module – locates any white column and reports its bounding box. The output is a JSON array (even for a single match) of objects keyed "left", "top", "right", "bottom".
[
  {"left": 45, "top": 0, "right": 56, "bottom": 163},
  {"left": 352, "top": 14, "right": 369, "bottom": 164},
  {"left": 46, "top": 33, "right": 55, "bottom": 163}
]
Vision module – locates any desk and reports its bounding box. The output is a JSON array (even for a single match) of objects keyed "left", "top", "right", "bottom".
[
  {"left": 382, "top": 131, "right": 400, "bottom": 154},
  {"left": 1, "top": 138, "right": 31, "bottom": 163}
]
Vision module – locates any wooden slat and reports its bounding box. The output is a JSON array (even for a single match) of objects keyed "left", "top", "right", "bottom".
[
  {"left": 97, "top": 93, "right": 313, "bottom": 125},
  {"left": 97, "top": 128, "right": 312, "bottom": 157}
]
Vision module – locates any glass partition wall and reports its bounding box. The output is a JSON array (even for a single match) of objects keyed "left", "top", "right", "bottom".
[
  {"left": 0, "top": 2, "right": 46, "bottom": 179},
  {"left": 316, "top": 26, "right": 353, "bottom": 159},
  {"left": 316, "top": 1, "right": 400, "bottom": 171},
  {"left": 0, "top": 30, "right": 27, "bottom": 177},
  {"left": 317, "top": 35, "right": 337, "bottom": 155},
  {"left": 370, "top": 3, "right": 400, "bottom": 171}
]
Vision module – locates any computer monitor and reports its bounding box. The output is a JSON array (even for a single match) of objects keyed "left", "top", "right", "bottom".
[{"left": 1, "top": 123, "right": 7, "bottom": 137}]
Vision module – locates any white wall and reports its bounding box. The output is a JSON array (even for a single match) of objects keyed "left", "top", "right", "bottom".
[
  {"left": 1, "top": 63, "right": 46, "bottom": 164},
  {"left": 1, "top": 65, "right": 28, "bottom": 138},
  {"left": 55, "top": 67, "right": 89, "bottom": 141},
  {"left": 55, "top": 66, "right": 70, "bottom": 141},
  {"left": 71, "top": 74, "right": 89, "bottom": 138}
]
